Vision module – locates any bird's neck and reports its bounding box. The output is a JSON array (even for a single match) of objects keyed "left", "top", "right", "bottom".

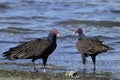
[
  {"left": 78, "top": 33, "right": 86, "bottom": 40},
  {"left": 48, "top": 33, "right": 57, "bottom": 43}
]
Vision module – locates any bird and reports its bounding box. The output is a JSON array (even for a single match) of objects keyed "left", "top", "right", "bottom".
[
  {"left": 3, "top": 29, "right": 59, "bottom": 72},
  {"left": 73, "top": 27, "right": 114, "bottom": 70}
]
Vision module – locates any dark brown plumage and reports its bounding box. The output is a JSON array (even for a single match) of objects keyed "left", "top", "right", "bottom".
[
  {"left": 73, "top": 28, "right": 114, "bottom": 70},
  {"left": 3, "top": 29, "right": 59, "bottom": 72}
]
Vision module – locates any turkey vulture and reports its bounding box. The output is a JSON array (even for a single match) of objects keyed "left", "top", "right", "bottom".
[
  {"left": 73, "top": 28, "right": 114, "bottom": 70},
  {"left": 3, "top": 29, "right": 59, "bottom": 72}
]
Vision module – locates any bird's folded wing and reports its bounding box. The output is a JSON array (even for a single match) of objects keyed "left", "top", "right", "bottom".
[{"left": 3, "top": 39, "right": 50, "bottom": 59}]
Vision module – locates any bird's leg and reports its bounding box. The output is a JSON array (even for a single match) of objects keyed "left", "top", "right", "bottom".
[
  {"left": 82, "top": 64, "right": 85, "bottom": 69},
  {"left": 43, "top": 64, "right": 46, "bottom": 72},
  {"left": 32, "top": 60, "right": 38, "bottom": 72},
  {"left": 81, "top": 54, "right": 86, "bottom": 69},
  {"left": 43, "top": 58, "right": 47, "bottom": 72},
  {"left": 91, "top": 55, "right": 96, "bottom": 71}
]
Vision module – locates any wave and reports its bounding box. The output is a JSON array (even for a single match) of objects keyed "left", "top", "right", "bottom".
[{"left": 57, "top": 19, "right": 120, "bottom": 27}]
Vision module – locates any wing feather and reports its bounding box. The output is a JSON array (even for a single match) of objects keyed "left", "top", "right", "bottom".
[
  {"left": 3, "top": 39, "right": 50, "bottom": 59},
  {"left": 76, "top": 38, "right": 110, "bottom": 55}
]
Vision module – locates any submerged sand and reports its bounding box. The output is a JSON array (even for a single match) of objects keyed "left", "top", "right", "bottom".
[{"left": 0, "top": 69, "right": 115, "bottom": 80}]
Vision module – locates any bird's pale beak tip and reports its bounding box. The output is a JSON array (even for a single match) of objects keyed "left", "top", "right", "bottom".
[
  {"left": 73, "top": 32, "right": 76, "bottom": 34},
  {"left": 57, "top": 34, "right": 60, "bottom": 36}
]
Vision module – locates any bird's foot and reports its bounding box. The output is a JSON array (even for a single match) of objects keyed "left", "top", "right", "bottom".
[
  {"left": 33, "top": 67, "right": 39, "bottom": 72},
  {"left": 43, "top": 68, "right": 46, "bottom": 72},
  {"left": 82, "top": 64, "right": 86, "bottom": 72}
]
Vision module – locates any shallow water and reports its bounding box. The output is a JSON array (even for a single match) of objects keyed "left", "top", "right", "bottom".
[{"left": 0, "top": 0, "right": 120, "bottom": 79}]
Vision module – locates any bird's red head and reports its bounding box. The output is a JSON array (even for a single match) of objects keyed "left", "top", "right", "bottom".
[
  {"left": 51, "top": 29, "right": 60, "bottom": 36},
  {"left": 73, "top": 28, "right": 83, "bottom": 34}
]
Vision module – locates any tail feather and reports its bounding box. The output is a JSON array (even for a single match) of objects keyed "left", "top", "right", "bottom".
[
  {"left": 103, "top": 44, "right": 115, "bottom": 51},
  {"left": 3, "top": 51, "right": 16, "bottom": 60},
  {"left": 108, "top": 46, "right": 115, "bottom": 50},
  {"left": 3, "top": 51, "right": 11, "bottom": 57}
]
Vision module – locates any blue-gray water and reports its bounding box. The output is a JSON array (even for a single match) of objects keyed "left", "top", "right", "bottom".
[{"left": 0, "top": 0, "right": 120, "bottom": 79}]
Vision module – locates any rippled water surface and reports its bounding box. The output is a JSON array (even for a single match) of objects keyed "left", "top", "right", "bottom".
[{"left": 0, "top": 0, "right": 120, "bottom": 79}]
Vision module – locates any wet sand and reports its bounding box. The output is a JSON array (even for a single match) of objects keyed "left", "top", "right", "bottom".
[
  {"left": 0, "top": 69, "right": 113, "bottom": 80},
  {"left": 0, "top": 62, "right": 118, "bottom": 80}
]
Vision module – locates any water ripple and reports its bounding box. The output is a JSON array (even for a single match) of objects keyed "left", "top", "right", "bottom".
[
  {"left": 0, "top": 27, "right": 34, "bottom": 34},
  {"left": 57, "top": 20, "right": 120, "bottom": 27}
]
